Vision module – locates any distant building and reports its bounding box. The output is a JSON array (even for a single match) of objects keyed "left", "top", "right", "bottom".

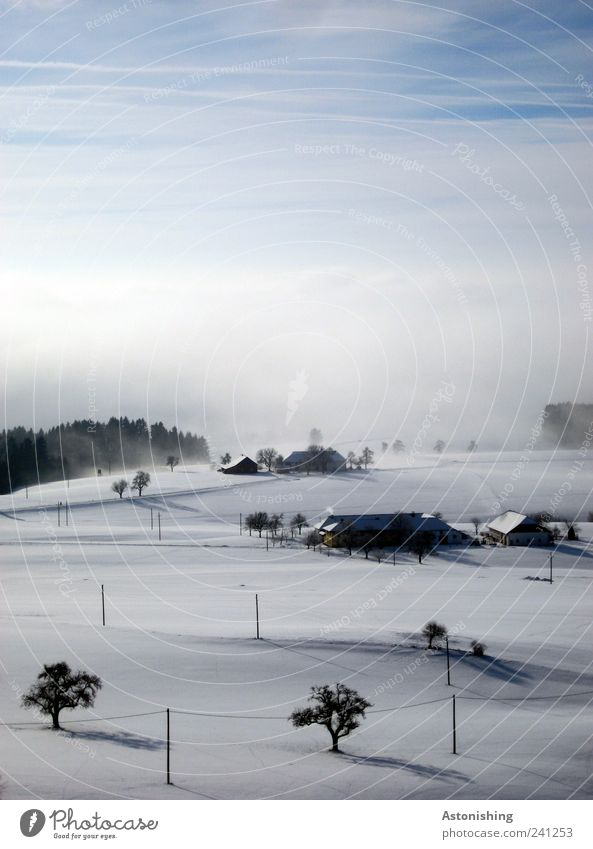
[
  {"left": 315, "top": 512, "right": 471, "bottom": 549},
  {"left": 486, "top": 511, "right": 552, "bottom": 546},
  {"left": 218, "top": 455, "right": 258, "bottom": 475},
  {"left": 279, "top": 448, "right": 347, "bottom": 474}
]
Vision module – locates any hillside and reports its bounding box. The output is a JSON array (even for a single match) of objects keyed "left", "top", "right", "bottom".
[{"left": 0, "top": 451, "right": 592, "bottom": 800}]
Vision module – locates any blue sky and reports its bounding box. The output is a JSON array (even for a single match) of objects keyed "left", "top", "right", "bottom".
[{"left": 2, "top": 0, "right": 593, "bottom": 452}]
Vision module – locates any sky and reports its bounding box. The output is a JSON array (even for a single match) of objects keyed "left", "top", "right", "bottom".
[{"left": 1, "top": 0, "right": 593, "bottom": 454}]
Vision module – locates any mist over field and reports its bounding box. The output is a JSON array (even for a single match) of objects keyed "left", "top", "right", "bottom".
[{"left": 1, "top": 0, "right": 592, "bottom": 450}]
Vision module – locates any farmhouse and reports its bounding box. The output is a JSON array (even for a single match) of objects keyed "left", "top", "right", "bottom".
[
  {"left": 486, "top": 511, "right": 552, "bottom": 546},
  {"left": 218, "top": 455, "right": 258, "bottom": 475},
  {"left": 279, "top": 448, "right": 347, "bottom": 474},
  {"left": 315, "top": 512, "right": 471, "bottom": 549}
]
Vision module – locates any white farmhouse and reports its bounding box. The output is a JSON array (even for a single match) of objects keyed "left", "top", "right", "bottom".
[{"left": 487, "top": 511, "right": 552, "bottom": 546}]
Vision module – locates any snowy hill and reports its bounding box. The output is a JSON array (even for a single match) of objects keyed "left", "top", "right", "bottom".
[{"left": 0, "top": 450, "right": 592, "bottom": 799}]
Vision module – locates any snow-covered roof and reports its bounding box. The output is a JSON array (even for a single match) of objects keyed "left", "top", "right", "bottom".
[
  {"left": 316, "top": 514, "right": 394, "bottom": 533},
  {"left": 316, "top": 512, "right": 467, "bottom": 536},
  {"left": 487, "top": 511, "right": 536, "bottom": 535},
  {"left": 283, "top": 451, "right": 310, "bottom": 465},
  {"left": 218, "top": 454, "right": 256, "bottom": 470}
]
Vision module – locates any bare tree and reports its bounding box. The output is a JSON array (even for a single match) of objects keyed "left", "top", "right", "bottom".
[
  {"left": 111, "top": 479, "right": 128, "bottom": 499},
  {"left": 21, "top": 662, "right": 102, "bottom": 729},
  {"left": 470, "top": 517, "right": 481, "bottom": 536},
  {"left": 304, "top": 444, "right": 324, "bottom": 474},
  {"left": 290, "top": 513, "right": 308, "bottom": 535},
  {"left": 220, "top": 452, "right": 231, "bottom": 465},
  {"left": 408, "top": 530, "right": 434, "bottom": 563},
  {"left": 246, "top": 511, "right": 269, "bottom": 538},
  {"left": 309, "top": 427, "right": 323, "bottom": 445},
  {"left": 305, "top": 529, "right": 321, "bottom": 550},
  {"left": 347, "top": 451, "right": 357, "bottom": 470},
  {"left": 166, "top": 455, "right": 179, "bottom": 472},
  {"left": 256, "top": 448, "right": 278, "bottom": 472},
  {"left": 360, "top": 446, "right": 374, "bottom": 469},
  {"left": 290, "top": 683, "right": 372, "bottom": 752},
  {"left": 131, "top": 470, "right": 150, "bottom": 496},
  {"left": 244, "top": 514, "right": 255, "bottom": 536},
  {"left": 467, "top": 440, "right": 477, "bottom": 452},
  {"left": 422, "top": 621, "right": 448, "bottom": 650},
  {"left": 267, "top": 513, "right": 284, "bottom": 536},
  {"left": 434, "top": 439, "right": 445, "bottom": 454},
  {"left": 341, "top": 527, "right": 355, "bottom": 555},
  {"left": 392, "top": 439, "right": 405, "bottom": 453}
]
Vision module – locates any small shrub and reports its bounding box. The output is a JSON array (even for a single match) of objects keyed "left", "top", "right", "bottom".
[{"left": 470, "top": 639, "right": 486, "bottom": 657}]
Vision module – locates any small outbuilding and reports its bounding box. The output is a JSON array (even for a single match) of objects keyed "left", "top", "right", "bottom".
[
  {"left": 486, "top": 511, "right": 552, "bottom": 546},
  {"left": 218, "top": 455, "right": 258, "bottom": 475}
]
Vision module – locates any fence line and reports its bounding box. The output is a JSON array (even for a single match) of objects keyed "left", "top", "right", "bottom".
[
  {"left": 3, "top": 686, "right": 591, "bottom": 730},
  {"left": 0, "top": 709, "right": 165, "bottom": 728}
]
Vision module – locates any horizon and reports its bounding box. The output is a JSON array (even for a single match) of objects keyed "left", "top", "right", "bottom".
[{"left": 2, "top": 2, "right": 593, "bottom": 452}]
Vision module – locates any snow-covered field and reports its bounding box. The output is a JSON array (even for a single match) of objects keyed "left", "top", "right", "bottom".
[{"left": 1, "top": 451, "right": 592, "bottom": 800}]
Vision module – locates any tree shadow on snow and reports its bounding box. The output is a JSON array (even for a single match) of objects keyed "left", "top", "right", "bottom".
[
  {"left": 550, "top": 542, "right": 593, "bottom": 561},
  {"left": 341, "top": 753, "right": 469, "bottom": 783},
  {"left": 461, "top": 655, "right": 530, "bottom": 683},
  {"left": 64, "top": 729, "right": 165, "bottom": 750}
]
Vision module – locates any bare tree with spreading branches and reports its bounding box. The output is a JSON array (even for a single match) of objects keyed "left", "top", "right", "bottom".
[
  {"left": 422, "top": 621, "right": 448, "bottom": 649},
  {"left": 256, "top": 448, "right": 278, "bottom": 472},
  {"left": 21, "top": 662, "right": 102, "bottom": 729},
  {"left": 131, "top": 470, "right": 150, "bottom": 496},
  {"left": 290, "top": 683, "right": 372, "bottom": 752},
  {"left": 111, "top": 479, "right": 128, "bottom": 499}
]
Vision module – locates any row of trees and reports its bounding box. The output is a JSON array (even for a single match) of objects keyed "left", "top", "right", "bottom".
[
  {"left": 244, "top": 511, "right": 308, "bottom": 538},
  {"left": 0, "top": 419, "right": 209, "bottom": 495},
  {"left": 382, "top": 439, "right": 477, "bottom": 454},
  {"left": 250, "top": 516, "right": 439, "bottom": 564},
  {"left": 222, "top": 438, "right": 485, "bottom": 474},
  {"left": 543, "top": 403, "right": 593, "bottom": 448},
  {"left": 355, "top": 530, "right": 435, "bottom": 564},
  {"left": 219, "top": 445, "right": 377, "bottom": 473},
  {"left": 111, "top": 471, "right": 151, "bottom": 498},
  {"left": 241, "top": 509, "right": 445, "bottom": 563}
]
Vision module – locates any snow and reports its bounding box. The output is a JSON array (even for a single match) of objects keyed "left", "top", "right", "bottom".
[
  {"left": 488, "top": 511, "right": 532, "bottom": 535},
  {"left": 0, "top": 450, "right": 592, "bottom": 799}
]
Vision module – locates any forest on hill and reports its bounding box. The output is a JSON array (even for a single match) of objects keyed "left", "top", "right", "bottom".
[
  {"left": 0, "top": 418, "right": 210, "bottom": 494},
  {"left": 543, "top": 403, "right": 593, "bottom": 448}
]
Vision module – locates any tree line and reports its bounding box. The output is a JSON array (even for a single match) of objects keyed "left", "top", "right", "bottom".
[
  {"left": 0, "top": 417, "right": 209, "bottom": 494},
  {"left": 543, "top": 402, "right": 593, "bottom": 448}
]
